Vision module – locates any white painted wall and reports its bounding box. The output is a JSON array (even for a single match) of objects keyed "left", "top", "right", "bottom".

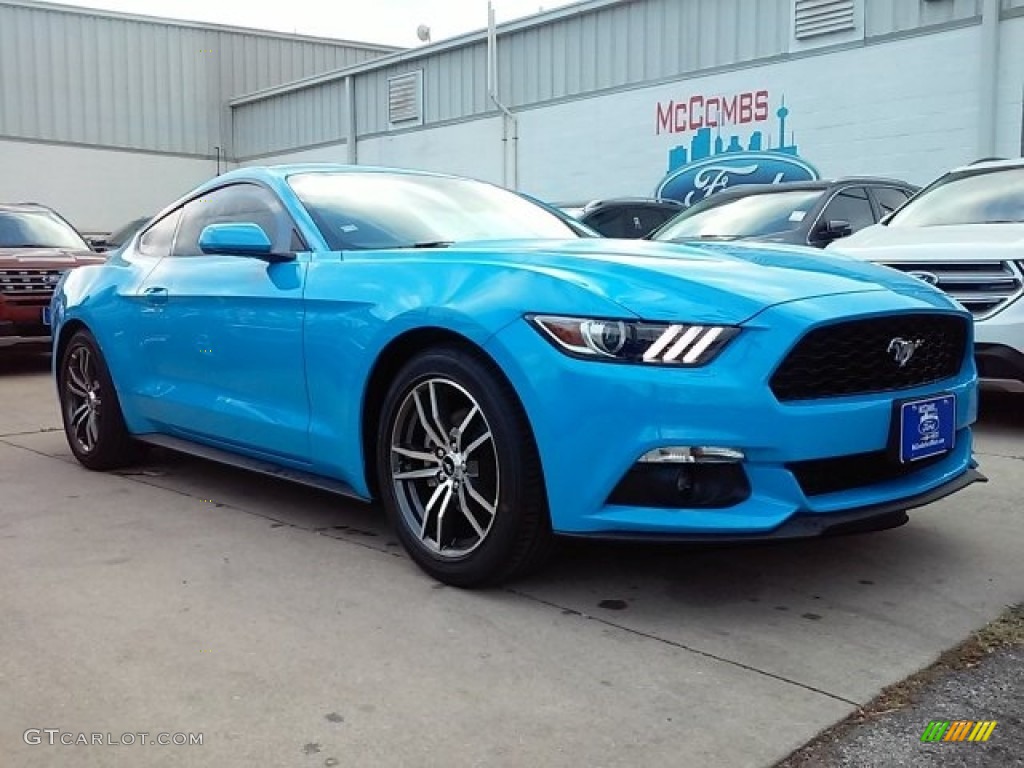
[
  {"left": 357, "top": 118, "right": 505, "bottom": 185},
  {"left": 516, "top": 24, "right": 985, "bottom": 201},
  {"left": 247, "top": 118, "right": 507, "bottom": 186},
  {"left": 996, "top": 16, "right": 1024, "bottom": 158},
  {"left": 0, "top": 139, "right": 224, "bottom": 234}
]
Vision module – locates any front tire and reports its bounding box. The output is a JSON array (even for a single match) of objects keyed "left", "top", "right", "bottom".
[
  {"left": 58, "top": 329, "right": 139, "bottom": 470},
  {"left": 376, "top": 346, "right": 553, "bottom": 587}
]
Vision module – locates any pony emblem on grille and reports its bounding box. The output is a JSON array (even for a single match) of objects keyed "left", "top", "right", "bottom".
[{"left": 888, "top": 337, "right": 923, "bottom": 368}]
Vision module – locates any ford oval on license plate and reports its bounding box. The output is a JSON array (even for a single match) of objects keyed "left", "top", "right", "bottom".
[{"left": 899, "top": 394, "right": 955, "bottom": 463}]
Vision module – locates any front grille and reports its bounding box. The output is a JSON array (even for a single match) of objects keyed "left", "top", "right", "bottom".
[
  {"left": 0, "top": 269, "right": 63, "bottom": 295},
  {"left": 789, "top": 450, "right": 947, "bottom": 497},
  {"left": 880, "top": 260, "right": 1024, "bottom": 319},
  {"left": 770, "top": 314, "right": 968, "bottom": 401}
]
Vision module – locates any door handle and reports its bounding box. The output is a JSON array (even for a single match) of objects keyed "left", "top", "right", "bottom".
[{"left": 143, "top": 286, "right": 169, "bottom": 305}]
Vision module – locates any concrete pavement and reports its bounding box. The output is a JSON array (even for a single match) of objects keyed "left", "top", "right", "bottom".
[{"left": 1, "top": 350, "right": 1021, "bottom": 767}]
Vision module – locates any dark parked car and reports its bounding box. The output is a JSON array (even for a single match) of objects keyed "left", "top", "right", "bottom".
[
  {"left": 648, "top": 178, "right": 919, "bottom": 248},
  {"left": 558, "top": 198, "right": 684, "bottom": 239},
  {"left": 88, "top": 216, "right": 151, "bottom": 252}
]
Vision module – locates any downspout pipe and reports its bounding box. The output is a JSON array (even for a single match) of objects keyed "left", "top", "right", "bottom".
[
  {"left": 978, "top": 0, "right": 1000, "bottom": 159},
  {"left": 487, "top": 2, "right": 519, "bottom": 189},
  {"left": 346, "top": 75, "right": 358, "bottom": 165}
]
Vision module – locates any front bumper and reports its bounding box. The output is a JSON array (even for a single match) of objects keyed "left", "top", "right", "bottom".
[
  {"left": 484, "top": 292, "right": 980, "bottom": 536},
  {"left": 0, "top": 320, "right": 51, "bottom": 348},
  {"left": 0, "top": 296, "right": 53, "bottom": 348},
  {"left": 975, "top": 343, "right": 1024, "bottom": 392},
  {"left": 561, "top": 468, "right": 986, "bottom": 541},
  {"left": 973, "top": 293, "right": 1024, "bottom": 391}
]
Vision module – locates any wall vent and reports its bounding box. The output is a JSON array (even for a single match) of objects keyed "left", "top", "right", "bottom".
[
  {"left": 794, "top": 0, "right": 856, "bottom": 39},
  {"left": 387, "top": 71, "right": 423, "bottom": 128}
]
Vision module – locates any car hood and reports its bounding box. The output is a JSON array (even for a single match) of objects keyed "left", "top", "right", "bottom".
[
  {"left": 830, "top": 223, "right": 1024, "bottom": 261},
  {"left": 0, "top": 247, "right": 105, "bottom": 267},
  {"left": 429, "top": 238, "right": 943, "bottom": 324}
]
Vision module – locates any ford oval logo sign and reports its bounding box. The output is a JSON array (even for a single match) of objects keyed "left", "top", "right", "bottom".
[{"left": 656, "top": 152, "right": 820, "bottom": 207}]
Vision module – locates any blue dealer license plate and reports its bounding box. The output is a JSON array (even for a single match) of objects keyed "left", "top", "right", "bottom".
[{"left": 899, "top": 394, "right": 955, "bottom": 463}]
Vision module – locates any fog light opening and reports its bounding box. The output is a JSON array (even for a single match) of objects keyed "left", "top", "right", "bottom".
[
  {"left": 638, "top": 446, "right": 746, "bottom": 464},
  {"left": 608, "top": 458, "right": 751, "bottom": 510}
]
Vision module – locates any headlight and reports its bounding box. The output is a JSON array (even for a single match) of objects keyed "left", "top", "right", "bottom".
[{"left": 528, "top": 315, "right": 739, "bottom": 365}]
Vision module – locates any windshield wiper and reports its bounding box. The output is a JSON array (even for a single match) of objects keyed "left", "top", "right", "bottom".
[
  {"left": 668, "top": 234, "right": 739, "bottom": 242},
  {"left": 403, "top": 240, "right": 454, "bottom": 249}
]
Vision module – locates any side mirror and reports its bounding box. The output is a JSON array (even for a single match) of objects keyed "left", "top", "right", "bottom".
[
  {"left": 814, "top": 219, "right": 852, "bottom": 243},
  {"left": 198, "top": 222, "right": 294, "bottom": 262}
]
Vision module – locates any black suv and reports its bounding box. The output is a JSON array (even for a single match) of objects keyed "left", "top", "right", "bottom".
[
  {"left": 649, "top": 178, "right": 919, "bottom": 247},
  {"left": 558, "top": 198, "right": 684, "bottom": 239}
]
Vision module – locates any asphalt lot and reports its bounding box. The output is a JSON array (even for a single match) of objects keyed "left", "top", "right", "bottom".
[{"left": 1, "top": 348, "right": 1022, "bottom": 767}]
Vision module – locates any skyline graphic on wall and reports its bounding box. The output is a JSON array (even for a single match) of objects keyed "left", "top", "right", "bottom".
[
  {"left": 656, "top": 96, "right": 820, "bottom": 206},
  {"left": 667, "top": 100, "right": 799, "bottom": 172}
]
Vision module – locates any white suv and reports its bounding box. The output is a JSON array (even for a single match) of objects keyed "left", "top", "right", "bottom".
[{"left": 829, "top": 158, "right": 1024, "bottom": 393}]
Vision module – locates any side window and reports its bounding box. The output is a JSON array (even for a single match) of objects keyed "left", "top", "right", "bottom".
[
  {"left": 585, "top": 208, "right": 634, "bottom": 238},
  {"left": 137, "top": 209, "right": 182, "bottom": 258},
  {"left": 172, "top": 183, "right": 293, "bottom": 257},
  {"left": 821, "top": 187, "right": 875, "bottom": 232},
  {"left": 630, "top": 207, "right": 677, "bottom": 237},
  {"left": 873, "top": 187, "right": 912, "bottom": 219}
]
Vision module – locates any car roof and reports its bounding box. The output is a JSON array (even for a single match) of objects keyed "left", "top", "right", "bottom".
[
  {"left": 0, "top": 202, "right": 59, "bottom": 214},
  {"left": 686, "top": 177, "right": 917, "bottom": 200},
  {"left": 949, "top": 156, "right": 1024, "bottom": 173}
]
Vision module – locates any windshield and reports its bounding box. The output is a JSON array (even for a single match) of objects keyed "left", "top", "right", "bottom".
[
  {"left": 288, "top": 172, "right": 581, "bottom": 250},
  {"left": 651, "top": 189, "right": 824, "bottom": 240},
  {"left": 0, "top": 210, "right": 89, "bottom": 249},
  {"left": 887, "top": 166, "right": 1024, "bottom": 227}
]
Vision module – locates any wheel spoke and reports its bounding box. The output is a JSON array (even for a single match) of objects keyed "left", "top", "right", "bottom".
[
  {"left": 77, "top": 348, "right": 92, "bottom": 388},
  {"left": 455, "top": 404, "right": 479, "bottom": 446},
  {"left": 393, "top": 467, "right": 440, "bottom": 481},
  {"left": 428, "top": 382, "right": 451, "bottom": 446},
  {"left": 420, "top": 480, "right": 450, "bottom": 539},
  {"left": 412, "top": 390, "right": 445, "bottom": 449},
  {"left": 464, "top": 478, "right": 497, "bottom": 518},
  {"left": 392, "top": 445, "right": 439, "bottom": 464},
  {"left": 67, "top": 361, "right": 90, "bottom": 395},
  {"left": 71, "top": 403, "right": 90, "bottom": 429},
  {"left": 436, "top": 484, "right": 454, "bottom": 548},
  {"left": 85, "top": 413, "right": 99, "bottom": 448},
  {"left": 463, "top": 430, "right": 492, "bottom": 457},
  {"left": 457, "top": 484, "right": 486, "bottom": 539}
]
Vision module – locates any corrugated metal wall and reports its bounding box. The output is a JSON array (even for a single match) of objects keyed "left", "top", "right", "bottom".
[
  {"left": 864, "top": 0, "right": 981, "bottom": 37},
  {"left": 0, "top": 0, "right": 393, "bottom": 156},
  {"left": 232, "top": 0, "right": 989, "bottom": 160},
  {"left": 234, "top": 81, "right": 350, "bottom": 159}
]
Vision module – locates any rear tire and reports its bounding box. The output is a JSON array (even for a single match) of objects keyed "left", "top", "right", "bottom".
[
  {"left": 375, "top": 345, "right": 553, "bottom": 587},
  {"left": 58, "top": 329, "right": 139, "bottom": 470}
]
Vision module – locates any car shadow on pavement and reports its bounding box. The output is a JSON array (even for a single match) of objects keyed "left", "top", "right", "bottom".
[
  {"left": 978, "top": 391, "right": 1024, "bottom": 430},
  {"left": 0, "top": 348, "right": 51, "bottom": 376}
]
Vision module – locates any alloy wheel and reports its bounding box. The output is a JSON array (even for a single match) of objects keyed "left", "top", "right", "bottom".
[
  {"left": 389, "top": 377, "right": 500, "bottom": 559},
  {"left": 63, "top": 344, "right": 103, "bottom": 454}
]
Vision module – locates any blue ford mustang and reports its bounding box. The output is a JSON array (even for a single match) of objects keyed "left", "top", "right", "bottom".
[{"left": 51, "top": 165, "right": 983, "bottom": 586}]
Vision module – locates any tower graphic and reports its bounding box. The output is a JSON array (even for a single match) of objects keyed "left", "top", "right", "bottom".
[{"left": 667, "top": 95, "right": 800, "bottom": 172}]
